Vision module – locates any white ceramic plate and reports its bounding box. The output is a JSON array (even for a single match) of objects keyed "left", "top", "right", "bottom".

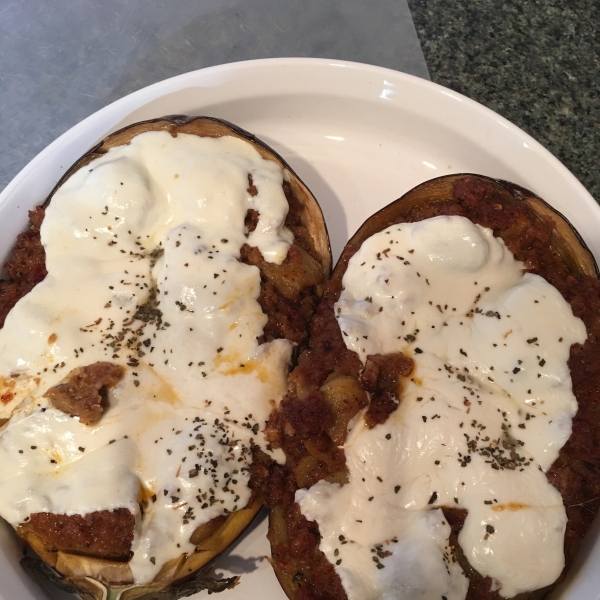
[{"left": 0, "top": 58, "right": 598, "bottom": 600}]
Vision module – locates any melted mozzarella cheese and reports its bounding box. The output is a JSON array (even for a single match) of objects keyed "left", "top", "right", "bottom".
[
  {"left": 0, "top": 131, "right": 294, "bottom": 583},
  {"left": 297, "top": 216, "right": 586, "bottom": 599}
]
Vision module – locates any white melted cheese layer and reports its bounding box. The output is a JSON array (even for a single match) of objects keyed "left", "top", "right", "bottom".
[
  {"left": 0, "top": 131, "right": 295, "bottom": 583},
  {"left": 297, "top": 216, "right": 586, "bottom": 599}
]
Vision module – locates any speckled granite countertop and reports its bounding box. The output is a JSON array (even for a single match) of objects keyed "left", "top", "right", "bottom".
[{"left": 408, "top": 0, "right": 599, "bottom": 202}]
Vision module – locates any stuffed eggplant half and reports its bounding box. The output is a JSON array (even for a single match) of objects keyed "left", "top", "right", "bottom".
[
  {"left": 0, "top": 116, "right": 330, "bottom": 599},
  {"left": 264, "top": 174, "right": 600, "bottom": 600}
]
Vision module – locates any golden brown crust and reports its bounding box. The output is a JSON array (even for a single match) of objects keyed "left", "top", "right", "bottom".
[
  {"left": 0, "top": 205, "right": 46, "bottom": 329},
  {"left": 19, "top": 510, "right": 134, "bottom": 561},
  {"left": 44, "top": 362, "right": 125, "bottom": 426}
]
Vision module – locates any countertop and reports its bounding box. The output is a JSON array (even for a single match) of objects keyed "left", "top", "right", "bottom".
[
  {"left": 408, "top": 0, "right": 599, "bottom": 202},
  {"left": 0, "top": 0, "right": 427, "bottom": 193}
]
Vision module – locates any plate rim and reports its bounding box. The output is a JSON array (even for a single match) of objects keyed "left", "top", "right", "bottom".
[{"left": 0, "top": 57, "right": 596, "bottom": 216}]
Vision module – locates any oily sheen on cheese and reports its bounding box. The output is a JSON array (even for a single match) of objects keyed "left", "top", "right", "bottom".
[
  {"left": 0, "top": 131, "right": 295, "bottom": 583},
  {"left": 296, "top": 216, "right": 586, "bottom": 599}
]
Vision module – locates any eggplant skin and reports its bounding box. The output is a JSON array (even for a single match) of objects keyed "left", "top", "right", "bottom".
[
  {"left": 2, "top": 115, "right": 331, "bottom": 600},
  {"left": 21, "top": 553, "right": 239, "bottom": 600},
  {"left": 265, "top": 174, "right": 600, "bottom": 600}
]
